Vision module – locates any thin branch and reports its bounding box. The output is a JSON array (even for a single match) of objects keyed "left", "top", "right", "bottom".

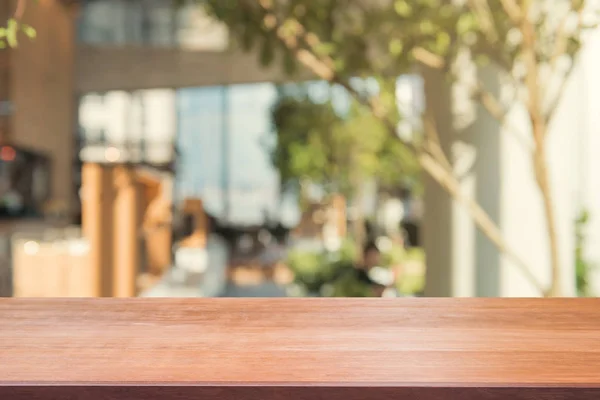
[
  {"left": 471, "top": 81, "right": 534, "bottom": 153},
  {"left": 377, "top": 89, "right": 541, "bottom": 293},
  {"left": 520, "top": 11, "right": 545, "bottom": 142},
  {"left": 14, "top": 0, "right": 26, "bottom": 20},
  {"left": 412, "top": 44, "right": 526, "bottom": 149},
  {"left": 415, "top": 49, "right": 533, "bottom": 153},
  {"left": 422, "top": 108, "right": 453, "bottom": 173},
  {"left": 498, "top": 0, "right": 523, "bottom": 24},
  {"left": 550, "top": 5, "right": 584, "bottom": 71},
  {"left": 545, "top": 7, "right": 585, "bottom": 126},
  {"left": 267, "top": 0, "right": 520, "bottom": 153},
  {"left": 551, "top": 15, "right": 570, "bottom": 67},
  {"left": 467, "top": 0, "right": 499, "bottom": 44},
  {"left": 472, "top": 38, "right": 513, "bottom": 72},
  {"left": 411, "top": 47, "right": 445, "bottom": 69},
  {"left": 543, "top": 57, "right": 577, "bottom": 127}
]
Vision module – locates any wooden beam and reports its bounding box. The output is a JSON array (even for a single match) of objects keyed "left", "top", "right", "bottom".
[
  {"left": 1, "top": 299, "right": 600, "bottom": 400},
  {"left": 81, "top": 163, "right": 114, "bottom": 297},
  {"left": 112, "top": 165, "right": 140, "bottom": 297},
  {"left": 76, "top": 45, "right": 313, "bottom": 92}
]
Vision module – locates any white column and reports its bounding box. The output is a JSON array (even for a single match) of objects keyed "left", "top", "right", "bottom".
[
  {"left": 422, "top": 65, "right": 476, "bottom": 297},
  {"left": 577, "top": 30, "right": 600, "bottom": 295}
]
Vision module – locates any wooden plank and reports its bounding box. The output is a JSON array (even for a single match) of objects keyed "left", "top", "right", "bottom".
[{"left": 1, "top": 298, "right": 600, "bottom": 400}]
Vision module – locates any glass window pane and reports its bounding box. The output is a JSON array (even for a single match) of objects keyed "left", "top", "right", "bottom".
[
  {"left": 78, "top": 0, "right": 127, "bottom": 44},
  {"left": 176, "top": 86, "right": 225, "bottom": 217},
  {"left": 103, "top": 91, "right": 132, "bottom": 143},
  {"left": 78, "top": 0, "right": 178, "bottom": 47},
  {"left": 145, "top": 1, "right": 175, "bottom": 46},
  {"left": 141, "top": 89, "right": 176, "bottom": 163},
  {"left": 79, "top": 94, "right": 106, "bottom": 142},
  {"left": 227, "top": 83, "right": 279, "bottom": 225}
]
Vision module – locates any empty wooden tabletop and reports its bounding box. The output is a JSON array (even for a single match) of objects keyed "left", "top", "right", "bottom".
[{"left": 1, "top": 298, "right": 600, "bottom": 400}]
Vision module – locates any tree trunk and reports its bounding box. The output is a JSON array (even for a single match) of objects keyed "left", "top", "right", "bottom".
[
  {"left": 255, "top": 3, "right": 547, "bottom": 295},
  {"left": 521, "top": 11, "right": 562, "bottom": 297},
  {"left": 533, "top": 146, "right": 562, "bottom": 297}
]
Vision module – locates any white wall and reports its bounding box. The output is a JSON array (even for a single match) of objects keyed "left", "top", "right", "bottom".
[{"left": 576, "top": 30, "right": 600, "bottom": 294}]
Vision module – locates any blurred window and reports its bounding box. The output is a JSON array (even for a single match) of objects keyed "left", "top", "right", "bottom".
[
  {"left": 78, "top": 0, "right": 175, "bottom": 46},
  {"left": 78, "top": 89, "right": 177, "bottom": 166},
  {"left": 77, "top": 0, "right": 227, "bottom": 49}
]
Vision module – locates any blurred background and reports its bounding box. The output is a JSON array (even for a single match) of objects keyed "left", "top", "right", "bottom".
[{"left": 0, "top": 0, "right": 598, "bottom": 298}]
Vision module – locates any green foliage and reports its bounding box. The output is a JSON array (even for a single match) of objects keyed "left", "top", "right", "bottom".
[
  {"left": 394, "top": 247, "right": 425, "bottom": 295},
  {"left": 203, "top": 0, "right": 456, "bottom": 77},
  {"left": 1, "top": 14, "right": 36, "bottom": 49},
  {"left": 575, "top": 209, "right": 595, "bottom": 297},
  {"left": 271, "top": 81, "right": 419, "bottom": 198},
  {"left": 286, "top": 238, "right": 359, "bottom": 295},
  {"left": 381, "top": 243, "right": 406, "bottom": 267},
  {"left": 203, "top": 0, "right": 600, "bottom": 103},
  {"left": 1, "top": 0, "right": 41, "bottom": 48},
  {"left": 287, "top": 238, "right": 424, "bottom": 296}
]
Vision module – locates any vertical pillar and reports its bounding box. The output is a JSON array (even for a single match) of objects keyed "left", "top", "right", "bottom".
[
  {"left": 10, "top": 0, "right": 76, "bottom": 213},
  {"left": 81, "top": 163, "right": 114, "bottom": 297},
  {"left": 113, "top": 165, "right": 140, "bottom": 297},
  {"left": 422, "top": 65, "right": 476, "bottom": 297}
]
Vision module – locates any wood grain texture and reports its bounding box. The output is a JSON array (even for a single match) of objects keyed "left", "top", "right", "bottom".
[{"left": 1, "top": 298, "right": 600, "bottom": 400}]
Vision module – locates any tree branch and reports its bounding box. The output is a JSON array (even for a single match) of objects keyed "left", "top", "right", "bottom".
[
  {"left": 413, "top": 49, "right": 533, "bottom": 153},
  {"left": 471, "top": 81, "right": 534, "bottom": 153},
  {"left": 543, "top": 57, "right": 577, "bottom": 127},
  {"left": 253, "top": 0, "right": 546, "bottom": 295},
  {"left": 422, "top": 107, "right": 453, "bottom": 173},
  {"left": 498, "top": 0, "right": 523, "bottom": 24},
  {"left": 411, "top": 47, "right": 445, "bottom": 70},
  {"left": 520, "top": 11, "right": 545, "bottom": 141},
  {"left": 550, "top": 5, "right": 584, "bottom": 71},
  {"left": 467, "top": 0, "right": 500, "bottom": 44},
  {"left": 520, "top": 6, "right": 562, "bottom": 296},
  {"left": 545, "top": 6, "right": 585, "bottom": 126},
  {"left": 14, "top": 0, "right": 26, "bottom": 20}
]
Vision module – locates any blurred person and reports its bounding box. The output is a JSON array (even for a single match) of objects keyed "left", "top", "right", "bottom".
[
  {"left": 376, "top": 191, "right": 405, "bottom": 242},
  {"left": 329, "top": 241, "right": 388, "bottom": 297},
  {"left": 358, "top": 242, "right": 388, "bottom": 297}
]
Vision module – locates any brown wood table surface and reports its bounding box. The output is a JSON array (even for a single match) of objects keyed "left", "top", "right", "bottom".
[{"left": 1, "top": 298, "right": 600, "bottom": 400}]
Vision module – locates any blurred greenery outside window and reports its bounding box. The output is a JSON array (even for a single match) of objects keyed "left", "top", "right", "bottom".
[{"left": 286, "top": 238, "right": 424, "bottom": 298}]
